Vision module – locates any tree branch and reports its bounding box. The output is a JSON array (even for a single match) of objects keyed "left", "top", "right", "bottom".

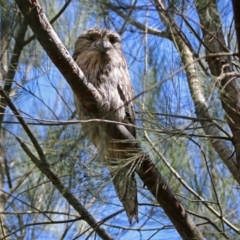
[
  {"left": 23, "top": 0, "right": 72, "bottom": 46},
  {"left": 195, "top": 0, "right": 240, "bottom": 174},
  {"left": 0, "top": 0, "right": 72, "bottom": 124},
  {"left": 15, "top": 0, "right": 204, "bottom": 239},
  {"left": 105, "top": 2, "right": 170, "bottom": 38},
  {"left": 153, "top": 0, "right": 239, "bottom": 183},
  {"left": 15, "top": 0, "right": 102, "bottom": 113},
  {"left": 0, "top": 86, "right": 114, "bottom": 240},
  {"left": 0, "top": 17, "right": 28, "bottom": 124},
  {"left": 232, "top": 0, "right": 240, "bottom": 60}
]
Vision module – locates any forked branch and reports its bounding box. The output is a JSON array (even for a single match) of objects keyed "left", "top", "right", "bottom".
[{"left": 15, "top": 0, "right": 204, "bottom": 239}]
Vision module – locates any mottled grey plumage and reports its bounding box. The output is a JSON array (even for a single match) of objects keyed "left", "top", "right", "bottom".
[{"left": 73, "top": 28, "right": 138, "bottom": 223}]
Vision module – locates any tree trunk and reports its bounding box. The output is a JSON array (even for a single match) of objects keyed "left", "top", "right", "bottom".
[{"left": 195, "top": 0, "right": 240, "bottom": 174}]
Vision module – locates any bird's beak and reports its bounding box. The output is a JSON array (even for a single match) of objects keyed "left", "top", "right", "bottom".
[{"left": 95, "top": 40, "right": 111, "bottom": 52}]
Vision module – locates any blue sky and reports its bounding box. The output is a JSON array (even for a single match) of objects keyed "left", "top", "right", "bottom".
[{"left": 3, "top": 0, "right": 237, "bottom": 239}]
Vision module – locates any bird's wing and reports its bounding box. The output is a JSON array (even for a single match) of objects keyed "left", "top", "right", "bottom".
[{"left": 117, "top": 68, "right": 136, "bottom": 137}]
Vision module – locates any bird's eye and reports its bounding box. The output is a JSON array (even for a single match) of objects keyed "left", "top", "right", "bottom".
[
  {"left": 87, "top": 35, "right": 96, "bottom": 41},
  {"left": 109, "top": 37, "right": 118, "bottom": 44}
]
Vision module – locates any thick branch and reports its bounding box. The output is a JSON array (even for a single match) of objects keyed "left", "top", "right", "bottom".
[
  {"left": 0, "top": 6, "right": 12, "bottom": 238},
  {"left": 137, "top": 157, "right": 204, "bottom": 240},
  {"left": 15, "top": 0, "right": 204, "bottom": 239},
  {"left": 15, "top": 0, "right": 101, "bottom": 113},
  {"left": 23, "top": 0, "right": 72, "bottom": 46},
  {"left": 0, "top": 1, "right": 72, "bottom": 124},
  {"left": 195, "top": 0, "right": 240, "bottom": 172},
  {"left": 0, "top": 86, "right": 114, "bottom": 240},
  {"left": 16, "top": 138, "right": 114, "bottom": 240},
  {"left": 153, "top": 0, "right": 239, "bottom": 183},
  {"left": 0, "top": 18, "right": 28, "bottom": 124},
  {"left": 231, "top": 0, "right": 240, "bottom": 59}
]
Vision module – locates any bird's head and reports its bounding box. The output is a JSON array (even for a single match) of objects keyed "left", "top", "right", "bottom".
[{"left": 73, "top": 28, "right": 122, "bottom": 60}]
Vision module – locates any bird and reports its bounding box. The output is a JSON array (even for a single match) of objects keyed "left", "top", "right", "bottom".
[{"left": 73, "top": 28, "right": 138, "bottom": 223}]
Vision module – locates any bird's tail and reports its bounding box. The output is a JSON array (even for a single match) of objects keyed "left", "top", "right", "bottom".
[{"left": 112, "top": 167, "right": 138, "bottom": 224}]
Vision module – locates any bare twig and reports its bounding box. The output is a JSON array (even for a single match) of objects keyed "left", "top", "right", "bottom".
[
  {"left": 0, "top": 18, "right": 28, "bottom": 124},
  {"left": 23, "top": 0, "right": 72, "bottom": 46},
  {"left": 106, "top": 2, "right": 170, "bottom": 38},
  {"left": 0, "top": 86, "right": 114, "bottom": 240},
  {"left": 144, "top": 132, "right": 240, "bottom": 234}
]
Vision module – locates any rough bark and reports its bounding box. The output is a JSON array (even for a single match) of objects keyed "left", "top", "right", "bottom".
[
  {"left": 0, "top": 17, "right": 28, "bottom": 124},
  {"left": 0, "top": 139, "right": 8, "bottom": 240},
  {"left": 195, "top": 0, "right": 240, "bottom": 174},
  {"left": 137, "top": 157, "right": 203, "bottom": 240},
  {"left": 153, "top": 0, "right": 239, "bottom": 183},
  {"left": 15, "top": 0, "right": 204, "bottom": 239},
  {"left": 0, "top": 4, "right": 10, "bottom": 238},
  {"left": 0, "top": 86, "right": 114, "bottom": 240},
  {"left": 231, "top": 0, "right": 240, "bottom": 60}
]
